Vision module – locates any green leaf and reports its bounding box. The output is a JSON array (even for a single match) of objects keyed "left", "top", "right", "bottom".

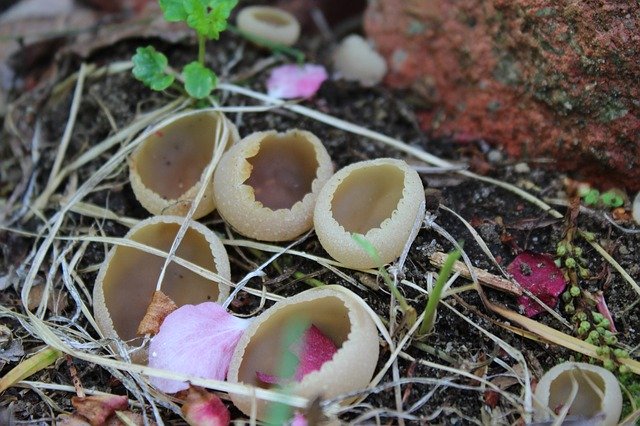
[
  {"left": 159, "top": 0, "right": 188, "bottom": 22},
  {"left": 600, "top": 190, "right": 624, "bottom": 208},
  {"left": 132, "top": 46, "right": 175, "bottom": 91},
  {"left": 0, "top": 347, "right": 62, "bottom": 393},
  {"left": 182, "top": 61, "right": 217, "bottom": 99},
  {"left": 183, "top": 0, "right": 237, "bottom": 39},
  {"left": 582, "top": 189, "right": 600, "bottom": 206}
]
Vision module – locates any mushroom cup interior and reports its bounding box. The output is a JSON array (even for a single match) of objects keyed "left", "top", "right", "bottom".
[
  {"left": 102, "top": 222, "right": 220, "bottom": 343},
  {"left": 331, "top": 164, "right": 405, "bottom": 234},
  {"left": 136, "top": 113, "right": 220, "bottom": 200},
  {"left": 244, "top": 133, "right": 319, "bottom": 210},
  {"left": 237, "top": 296, "right": 350, "bottom": 387},
  {"left": 548, "top": 369, "right": 605, "bottom": 417},
  {"left": 253, "top": 10, "right": 290, "bottom": 26}
]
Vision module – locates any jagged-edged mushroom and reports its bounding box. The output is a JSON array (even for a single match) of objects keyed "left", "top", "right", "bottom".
[
  {"left": 533, "top": 361, "right": 623, "bottom": 426},
  {"left": 129, "top": 109, "right": 239, "bottom": 219},
  {"left": 333, "top": 35, "right": 388, "bottom": 86},
  {"left": 227, "top": 285, "right": 379, "bottom": 420},
  {"left": 314, "top": 158, "right": 425, "bottom": 269},
  {"left": 236, "top": 6, "right": 300, "bottom": 47},
  {"left": 213, "top": 129, "right": 333, "bottom": 241},
  {"left": 93, "top": 216, "right": 230, "bottom": 358}
]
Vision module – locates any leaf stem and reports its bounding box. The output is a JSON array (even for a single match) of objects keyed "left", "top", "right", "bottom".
[{"left": 198, "top": 34, "right": 206, "bottom": 65}]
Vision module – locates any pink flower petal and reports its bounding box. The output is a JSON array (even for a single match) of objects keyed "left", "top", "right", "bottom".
[
  {"left": 295, "top": 325, "right": 337, "bottom": 380},
  {"left": 267, "top": 64, "right": 328, "bottom": 99},
  {"left": 256, "top": 325, "right": 337, "bottom": 385},
  {"left": 595, "top": 291, "right": 617, "bottom": 333},
  {"left": 182, "top": 387, "right": 230, "bottom": 426},
  {"left": 290, "top": 412, "right": 307, "bottom": 426},
  {"left": 149, "top": 302, "right": 249, "bottom": 393},
  {"left": 507, "top": 251, "right": 567, "bottom": 317}
]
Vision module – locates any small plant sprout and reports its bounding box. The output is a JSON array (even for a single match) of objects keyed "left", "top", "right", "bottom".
[
  {"left": 418, "top": 247, "right": 461, "bottom": 337},
  {"left": 578, "top": 185, "right": 625, "bottom": 209},
  {"left": 132, "top": 0, "right": 238, "bottom": 99},
  {"left": 352, "top": 233, "right": 417, "bottom": 327}
]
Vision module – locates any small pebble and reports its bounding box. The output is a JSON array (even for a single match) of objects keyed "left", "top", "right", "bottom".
[
  {"left": 514, "top": 162, "right": 530, "bottom": 174},
  {"left": 487, "top": 150, "right": 503, "bottom": 163},
  {"left": 633, "top": 192, "right": 640, "bottom": 225}
]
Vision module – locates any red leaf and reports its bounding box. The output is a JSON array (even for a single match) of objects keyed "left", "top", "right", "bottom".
[
  {"left": 507, "top": 251, "right": 567, "bottom": 317},
  {"left": 182, "top": 387, "right": 230, "bottom": 426}
]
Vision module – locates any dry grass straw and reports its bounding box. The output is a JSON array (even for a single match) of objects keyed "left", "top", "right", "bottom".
[{"left": 1, "top": 61, "right": 638, "bottom": 425}]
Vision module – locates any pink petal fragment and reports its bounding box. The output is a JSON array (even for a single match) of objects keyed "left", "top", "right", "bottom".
[
  {"left": 256, "top": 325, "right": 337, "bottom": 385},
  {"left": 182, "top": 387, "right": 230, "bottom": 426},
  {"left": 148, "top": 302, "right": 249, "bottom": 393},
  {"left": 267, "top": 64, "right": 328, "bottom": 99},
  {"left": 595, "top": 291, "right": 618, "bottom": 333},
  {"left": 507, "top": 251, "right": 567, "bottom": 317},
  {"left": 290, "top": 412, "right": 308, "bottom": 426},
  {"left": 295, "top": 325, "right": 337, "bottom": 380}
]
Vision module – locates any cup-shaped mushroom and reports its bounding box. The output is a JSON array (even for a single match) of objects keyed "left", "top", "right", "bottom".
[
  {"left": 93, "top": 215, "right": 231, "bottom": 358},
  {"left": 314, "top": 158, "right": 425, "bottom": 269},
  {"left": 236, "top": 6, "right": 301, "bottom": 47},
  {"left": 227, "top": 285, "right": 379, "bottom": 420},
  {"left": 129, "top": 109, "right": 239, "bottom": 219},
  {"left": 213, "top": 129, "right": 333, "bottom": 241},
  {"left": 533, "top": 362, "right": 622, "bottom": 426}
]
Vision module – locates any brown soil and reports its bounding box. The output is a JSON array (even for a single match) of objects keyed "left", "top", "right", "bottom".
[{"left": 1, "top": 11, "right": 639, "bottom": 426}]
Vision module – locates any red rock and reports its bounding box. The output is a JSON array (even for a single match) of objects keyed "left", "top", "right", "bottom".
[{"left": 364, "top": 0, "right": 640, "bottom": 190}]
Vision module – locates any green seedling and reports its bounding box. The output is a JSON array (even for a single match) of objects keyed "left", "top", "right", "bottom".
[
  {"left": 418, "top": 247, "right": 461, "bottom": 337},
  {"left": 578, "top": 186, "right": 625, "bottom": 208},
  {"left": 264, "top": 316, "right": 310, "bottom": 425},
  {"left": 351, "top": 233, "right": 417, "bottom": 327},
  {"left": 132, "top": 0, "right": 238, "bottom": 99}
]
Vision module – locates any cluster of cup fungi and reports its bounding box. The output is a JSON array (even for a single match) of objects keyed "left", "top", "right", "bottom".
[{"left": 92, "top": 6, "right": 626, "bottom": 423}]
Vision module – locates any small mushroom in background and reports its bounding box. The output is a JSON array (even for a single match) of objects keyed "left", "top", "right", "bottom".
[
  {"left": 236, "top": 5, "right": 301, "bottom": 47},
  {"left": 332, "top": 34, "right": 388, "bottom": 86},
  {"left": 129, "top": 109, "right": 239, "bottom": 219},
  {"left": 227, "top": 285, "right": 379, "bottom": 421},
  {"left": 93, "top": 215, "right": 230, "bottom": 360},
  {"left": 314, "top": 158, "right": 425, "bottom": 269},
  {"left": 533, "top": 361, "right": 623, "bottom": 426},
  {"left": 213, "top": 129, "right": 333, "bottom": 242}
]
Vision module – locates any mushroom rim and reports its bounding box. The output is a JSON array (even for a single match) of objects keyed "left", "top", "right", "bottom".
[
  {"left": 129, "top": 109, "right": 237, "bottom": 203},
  {"left": 324, "top": 161, "right": 415, "bottom": 236},
  {"left": 93, "top": 215, "right": 231, "bottom": 348},
  {"left": 237, "top": 130, "right": 330, "bottom": 213}
]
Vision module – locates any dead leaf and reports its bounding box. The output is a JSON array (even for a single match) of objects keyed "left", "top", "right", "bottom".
[
  {"left": 137, "top": 290, "right": 178, "bottom": 336},
  {"left": 0, "top": 324, "right": 25, "bottom": 363},
  {"left": 26, "top": 284, "right": 69, "bottom": 315},
  {"left": 71, "top": 394, "right": 128, "bottom": 426},
  {"left": 105, "top": 411, "right": 148, "bottom": 426}
]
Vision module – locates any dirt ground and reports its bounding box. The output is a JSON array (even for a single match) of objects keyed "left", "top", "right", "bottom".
[{"left": 1, "top": 4, "right": 639, "bottom": 425}]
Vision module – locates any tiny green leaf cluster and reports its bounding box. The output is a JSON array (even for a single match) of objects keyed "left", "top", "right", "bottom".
[
  {"left": 579, "top": 187, "right": 625, "bottom": 208},
  {"left": 131, "top": 0, "right": 238, "bottom": 99}
]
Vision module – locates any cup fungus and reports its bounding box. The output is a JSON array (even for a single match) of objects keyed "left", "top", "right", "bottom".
[
  {"left": 314, "top": 158, "right": 425, "bottom": 269},
  {"left": 533, "top": 361, "right": 622, "bottom": 426},
  {"left": 227, "top": 285, "right": 379, "bottom": 420},
  {"left": 129, "top": 109, "right": 239, "bottom": 219},
  {"left": 333, "top": 35, "right": 388, "bottom": 86},
  {"left": 93, "top": 215, "right": 230, "bottom": 357},
  {"left": 236, "top": 6, "right": 301, "bottom": 47},
  {"left": 213, "top": 129, "right": 333, "bottom": 241}
]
